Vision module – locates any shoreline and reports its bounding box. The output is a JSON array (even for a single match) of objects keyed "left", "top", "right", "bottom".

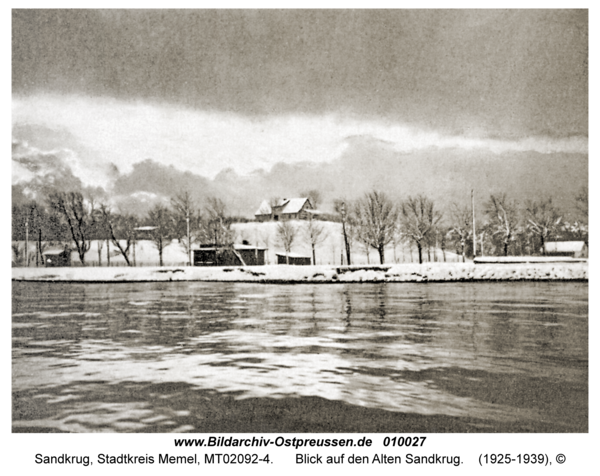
[{"left": 12, "top": 261, "right": 588, "bottom": 284}]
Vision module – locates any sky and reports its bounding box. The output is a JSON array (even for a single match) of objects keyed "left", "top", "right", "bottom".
[{"left": 11, "top": 9, "right": 588, "bottom": 216}]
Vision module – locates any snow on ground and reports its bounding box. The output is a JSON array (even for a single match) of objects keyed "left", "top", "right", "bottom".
[
  {"left": 13, "top": 220, "right": 588, "bottom": 283},
  {"left": 12, "top": 261, "right": 587, "bottom": 283}
]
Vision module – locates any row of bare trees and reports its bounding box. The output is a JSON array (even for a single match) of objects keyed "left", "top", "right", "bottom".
[
  {"left": 12, "top": 190, "right": 236, "bottom": 267},
  {"left": 330, "top": 188, "right": 588, "bottom": 265},
  {"left": 12, "top": 186, "right": 587, "bottom": 267},
  {"left": 331, "top": 192, "right": 442, "bottom": 265}
]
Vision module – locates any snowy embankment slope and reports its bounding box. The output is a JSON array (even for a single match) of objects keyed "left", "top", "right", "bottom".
[{"left": 12, "top": 261, "right": 588, "bottom": 283}]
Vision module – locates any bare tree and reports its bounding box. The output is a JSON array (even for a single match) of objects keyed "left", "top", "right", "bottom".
[
  {"left": 276, "top": 220, "right": 297, "bottom": 264},
  {"left": 23, "top": 200, "right": 51, "bottom": 266},
  {"left": 304, "top": 216, "right": 327, "bottom": 265},
  {"left": 301, "top": 190, "right": 322, "bottom": 210},
  {"left": 525, "top": 198, "right": 562, "bottom": 255},
  {"left": 47, "top": 191, "right": 96, "bottom": 265},
  {"left": 571, "top": 186, "right": 589, "bottom": 243},
  {"left": 575, "top": 185, "right": 588, "bottom": 220},
  {"left": 400, "top": 195, "right": 442, "bottom": 264},
  {"left": 96, "top": 238, "right": 104, "bottom": 265},
  {"left": 204, "top": 197, "right": 248, "bottom": 265},
  {"left": 100, "top": 204, "right": 136, "bottom": 266},
  {"left": 487, "top": 194, "right": 519, "bottom": 256},
  {"left": 354, "top": 191, "right": 397, "bottom": 264},
  {"left": 439, "top": 228, "right": 449, "bottom": 262},
  {"left": 205, "top": 197, "right": 235, "bottom": 247},
  {"left": 171, "top": 191, "right": 198, "bottom": 265},
  {"left": 448, "top": 203, "right": 472, "bottom": 262},
  {"left": 334, "top": 199, "right": 353, "bottom": 265},
  {"left": 147, "top": 205, "right": 174, "bottom": 266},
  {"left": 478, "top": 229, "right": 493, "bottom": 257},
  {"left": 356, "top": 224, "right": 372, "bottom": 264},
  {"left": 12, "top": 242, "right": 36, "bottom": 267}
]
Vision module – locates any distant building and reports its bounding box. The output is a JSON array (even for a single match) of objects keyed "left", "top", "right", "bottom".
[
  {"left": 193, "top": 244, "right": 266, "bottom": 266},
  {"left": 276, "top": 252, "right": 311, "bottom": 266},
  {"left": 544, "top": 241, "right": 588, "bottom": 258},
  {"left": 43, "top": 247, "right": 72, "bottom": 267},
  {"left": 255, "top": 198, "right": 319, "bottom": 222}
]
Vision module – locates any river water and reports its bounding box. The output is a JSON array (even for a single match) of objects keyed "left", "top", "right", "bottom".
[{"left": 12, "top": 281, "right": 587, "bottom": 433}]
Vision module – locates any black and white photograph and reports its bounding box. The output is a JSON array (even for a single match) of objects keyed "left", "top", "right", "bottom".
[{"left": 10, "top": 6, "right": 591, "bottom": 472}]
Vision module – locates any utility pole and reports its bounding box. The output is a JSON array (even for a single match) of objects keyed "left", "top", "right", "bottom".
[
  {"left": 340, "top": 202, "right": 351, "bottom": 266},
  {"left": 472, "top": 189, "right": 477, "bottom": 258},
  {"left": 186, "top": 214, "right": 191, "bottom": 266},
  {"left": 25, "top": 217, "right": 29, "bottom": 268}
]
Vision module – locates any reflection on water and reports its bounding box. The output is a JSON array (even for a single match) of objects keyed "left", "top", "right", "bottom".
[{"left": 12, "top": 281, "right": 587, "bottom": 433}]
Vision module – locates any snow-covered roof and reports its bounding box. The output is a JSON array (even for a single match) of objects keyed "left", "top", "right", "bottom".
[
  {"left": 234, "top": 244, "right": 267, "bottom": 251},
  {"left": 42, "top": 248, "right": 72, "bottom": 255},
  {"left": 254, "top": 197, "right": 312, "bottom": 216},
  {"left": 194, "top": 244, "right": 266, "bottom": 251},
  {"left": 276, "top": 252, "right": 311, "bottom": 258},
  {"left": 544, "top": 241, "right": 586, "bottom": 252},
  {"left": 279, "top": 198, "right": 311, "bottom": 214}
]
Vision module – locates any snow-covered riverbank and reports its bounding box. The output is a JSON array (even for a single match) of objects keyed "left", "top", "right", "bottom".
[{"left": 12, "top": 261, "right": 588, "bottom": 283}]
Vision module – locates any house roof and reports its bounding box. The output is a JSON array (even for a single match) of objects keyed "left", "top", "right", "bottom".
[
  {"left": 254, "top": 197, "right": 313, "bottom": 216},
  {"left": 42, "top": 248, "right": 71, "bottom": 255},
  {"left": 234, "top": 244, "right": 267, "bottom": 251},
  {"left": 279, "top": 198, "right": 311, "bottom": 214},
  {"left": 194, "top": 244, "right": 266, "bottom": 251},
  {"left": 544, "top": 241, "right": 586, "bottom": 252}
]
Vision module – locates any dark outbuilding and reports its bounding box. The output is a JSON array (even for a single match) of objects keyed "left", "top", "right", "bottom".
[
  {"left": 276, "top": 253, "right": 311, "bottom": 266},
  {"left": 193, "top": 244, "right": 266, "bottom": 266},
  {"left": 43, "top": 248, "right": 72, "bottom": 267},
  {"left": 544, "top": 241, "right": 588, "bottom": 258}
]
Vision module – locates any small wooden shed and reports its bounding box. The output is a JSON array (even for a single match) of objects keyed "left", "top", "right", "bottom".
[
  {"left": 544, "top": 241, "right": 588, "bottom": 258},
  {"left": 276, "top": 253, "right": 312, "bottom": 266},
  {"left": 43, "top": 248, "right": 72, "bottom": 267}
]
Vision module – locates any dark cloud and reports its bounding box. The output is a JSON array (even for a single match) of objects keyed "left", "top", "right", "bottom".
[
  {"left": 248, "top": 138, "right": 588, "bottom": 216},
  {"left": 112, "top": 159, "right": 214, "bottom": 197},
  {"left": 12, "top": 9, "right": 587, "bottom": 138},
  {"left": 110, "top": 159, "right": 218, "bottom": 215},
  {"left": 108, "top": 139, "right": 587, "bottom": 218},
  {"left": 12, "top": 134, "right": 587, "bottom": 218}
]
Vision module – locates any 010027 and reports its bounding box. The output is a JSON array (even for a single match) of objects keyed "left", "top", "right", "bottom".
[{"left": 383, "top": 437, "right": 427, "bottom": 447}]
